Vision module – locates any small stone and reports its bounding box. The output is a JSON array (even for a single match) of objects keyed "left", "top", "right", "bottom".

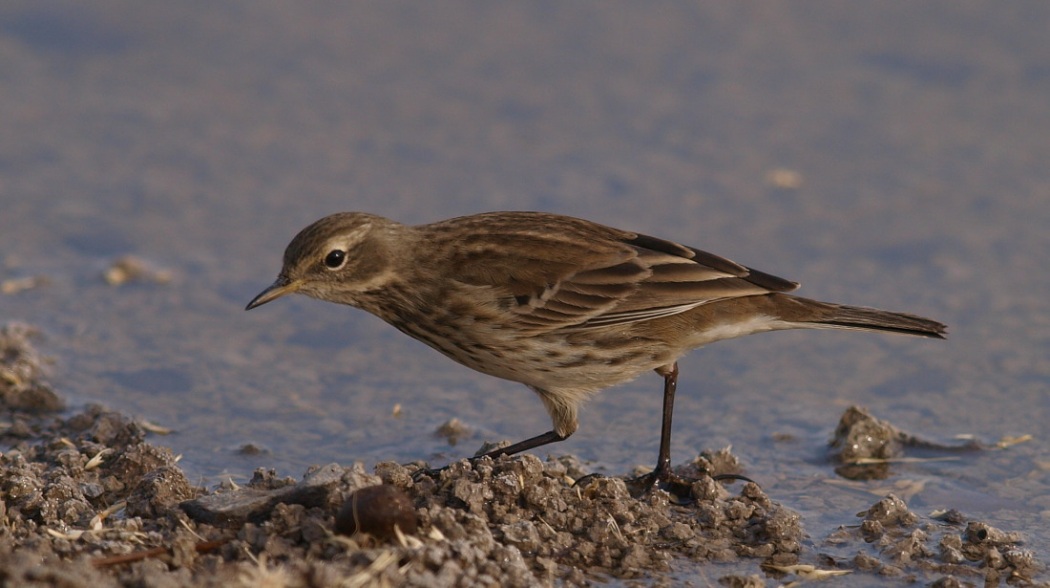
[{"left": 334, "top": 484, "right": 418, "bottom": 541}]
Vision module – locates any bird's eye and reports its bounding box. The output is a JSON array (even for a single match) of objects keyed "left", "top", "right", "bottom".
[{"left": 323, "top": 250, "right": 347, "bottom": 269}]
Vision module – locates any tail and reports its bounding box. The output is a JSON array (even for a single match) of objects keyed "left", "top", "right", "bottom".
[
  {"left": 810, "top": 303, "right": 947, "bottom": 338},
  {"left": 768, "top": 294, "right": 947, "bottom": 339}
]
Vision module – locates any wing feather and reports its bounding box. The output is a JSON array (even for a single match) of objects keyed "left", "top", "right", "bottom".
[{"left": 432, "top": 212, "right": 798, "bottom": 334}]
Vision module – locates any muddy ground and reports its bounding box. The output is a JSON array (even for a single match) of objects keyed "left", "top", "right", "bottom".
[{"left": 1, "top": 323, "right": 1043, "bottom": 587}]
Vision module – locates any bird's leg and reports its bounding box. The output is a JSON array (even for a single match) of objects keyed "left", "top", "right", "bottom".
[
  {"left": 626, "top": 362, "right": 695, "bottom": 497},
  {"left": 624, "top": 362, "right": 756, "bottom": 498},
  {"left": 411, "top": 430, "right": 567, "bottom": 481},
  {"left": 654, "top": 362, "right": 679, "bottom": 481},
  {"left": 478, "top": 430, "right": 567, "bottom": 460},
  {"left": 412, "top": 386, "right": 581, "bottom": 481}
]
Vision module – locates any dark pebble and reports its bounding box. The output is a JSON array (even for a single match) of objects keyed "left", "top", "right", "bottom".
[{"left": 335, "top": 484, "right": 418, "bottom": 541}]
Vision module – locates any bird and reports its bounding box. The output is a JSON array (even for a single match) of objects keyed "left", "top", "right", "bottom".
[{"left": 246, "top": 211, "right": 946, "bottom": 492}]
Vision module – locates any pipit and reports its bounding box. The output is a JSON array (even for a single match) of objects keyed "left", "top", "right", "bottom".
[{"left": 247, "top": 211, "right": 946, "bottom": 491}]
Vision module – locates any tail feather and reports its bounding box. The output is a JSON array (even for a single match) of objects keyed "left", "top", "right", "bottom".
[
  {"left": 814, "top": 304, "right": 947, "bottom": 339},
  {"left": 772, "top": 294, "right": 947, "bottom": 339}
]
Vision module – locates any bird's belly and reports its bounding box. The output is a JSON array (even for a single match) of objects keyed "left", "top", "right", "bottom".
[{"left": 415, "top": 326, "right": 675, "bottom": 392}]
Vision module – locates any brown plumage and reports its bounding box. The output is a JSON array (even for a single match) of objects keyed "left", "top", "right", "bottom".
[{"left": 247, "top": 211, "right": 946, "bottom": 491}]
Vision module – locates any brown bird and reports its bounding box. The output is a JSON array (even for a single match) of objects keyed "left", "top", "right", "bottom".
[{"left": 246, "top": 211, "right": 946, "bottom": 490}]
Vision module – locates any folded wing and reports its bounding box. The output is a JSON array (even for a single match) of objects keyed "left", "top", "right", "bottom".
[{"left": 439, "top": 212, "right": 798, "bottom": 334}]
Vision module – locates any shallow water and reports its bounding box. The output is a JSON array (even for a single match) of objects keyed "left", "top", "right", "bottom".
[{"left": 2, "top": 2, "right": 1048, "bottom": 584}]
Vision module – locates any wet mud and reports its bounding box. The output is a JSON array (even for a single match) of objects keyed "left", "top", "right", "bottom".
[{"left": 1, "top": 324, "right": 1043, "bottom": 586}]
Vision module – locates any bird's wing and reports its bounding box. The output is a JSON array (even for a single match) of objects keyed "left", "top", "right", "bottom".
[{"left": 440, "top": 212, "right": 798, "bottom": 334}]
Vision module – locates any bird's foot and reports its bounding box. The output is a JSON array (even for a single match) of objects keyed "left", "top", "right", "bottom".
[
  {"left": 409, "top": 452, "right": 497, "bottom": 482},
  {"left": 572, "top": 467, "right": 695, "bottom": 502},
  {"left": 625, "top": 468, "right": 695, "bottom": 502},
  {"left": 625, "top": 466, "right": 756, "bottom": 503},
  {"left": 410, "top": 463, "right": 447, "bottom": 482}
]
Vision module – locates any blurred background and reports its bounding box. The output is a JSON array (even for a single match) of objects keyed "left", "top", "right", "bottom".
[{"left": 2, "top": 0, "right": 1048, "bottom": 567}]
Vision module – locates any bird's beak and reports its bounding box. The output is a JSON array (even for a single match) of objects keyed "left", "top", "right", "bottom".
[{"left": 245, "top": 276, "right": 301, "bottom": 310}]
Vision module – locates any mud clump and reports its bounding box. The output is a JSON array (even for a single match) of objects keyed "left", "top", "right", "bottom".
[
  {"left": 1, "top": 403, "right": 804, "bottom": 586},
  {"left": 0, "top": 405, "right": 202, "bottom": 587},
  {"left": 397, "top": 453, "right": 803, "bottom": 581},
  {"left": 0, "top": 323, "right": 64, "bottom": 413},
  {"left": 828, "top": 406, "right": 985, "bottom": 481},
  {"left": 822, "top": 494, "right": 1042, "bottom": 585}
]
